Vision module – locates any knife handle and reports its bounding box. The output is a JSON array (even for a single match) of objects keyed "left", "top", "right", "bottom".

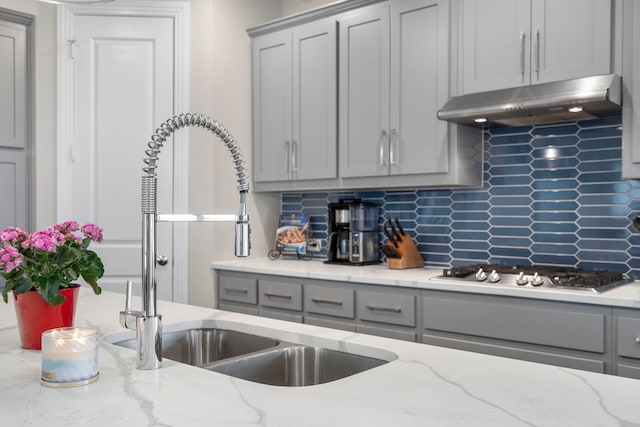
[
  {"left": 388, "top": 217, "right": 402, "bottom": 241},
  {"left": 382, "top": 226, "right": 399, "bottom": 248}
]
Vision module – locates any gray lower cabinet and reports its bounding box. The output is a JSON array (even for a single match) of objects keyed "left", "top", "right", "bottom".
[
  {"left": 304, "top": 284, "right": 356, "bottom": 332},
  {"left": 357, "top": 289, "right": 418, "bottom": 342},
  {"left": 422, "top": 290, "right": 611, "bottom": 373},
  {"left": 216, "top": 271, "right": 259, "bottom": 315},
  {"left": 258, "top": 278, "right": 303, "bottom": 323},
  {"left": 216, "top": 269, "right": 629, "bottom": 375},
  {"left": 613, "top": 308, "right": 640, "bottom": 379}
]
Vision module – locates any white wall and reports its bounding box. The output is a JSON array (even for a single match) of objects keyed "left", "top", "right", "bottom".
[
  {"left": 281, "top": 0, "right": 343, "bottom": 16},
  {"left": 187, "top": 0, "right": 282, "bottom": 306},
  {"left": 0, "top": 0, "right": 337, "bottom": 308}
]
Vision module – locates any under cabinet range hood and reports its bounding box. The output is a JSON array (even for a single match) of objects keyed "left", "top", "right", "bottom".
[{"left": 437, "top": 74, "right": 622, "bottom": 127}]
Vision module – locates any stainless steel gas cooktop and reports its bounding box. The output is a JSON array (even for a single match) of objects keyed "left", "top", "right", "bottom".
[{"left": 436, "top": 264, "right": 631, "bottom": 293}]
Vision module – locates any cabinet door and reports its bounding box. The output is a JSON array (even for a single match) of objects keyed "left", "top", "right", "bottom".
[
  {"left": 459, "top": 0, "right": 530, "bottom": 94},
  {"left": 622, "top": 0, "right": 640, "bottom": 178},
  {"left": 338, "top": 4, "right": 390, "bottom": 178},
  {"left": 252, "top": 30, "right": 292, "bottom": 182},
  {"left": 292, "top": 20, "right": 337, "bottom": 181},
  {"left": 532, "top": 0, "right": 611, "bottom": 84},
  {"left": 390, "top": 0, "right": 448, "bottom": 176}
]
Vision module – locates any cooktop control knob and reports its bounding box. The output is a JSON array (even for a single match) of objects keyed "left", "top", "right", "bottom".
[
  {"left": 530, "top": 272, "right": 544, "bottom": 287},
  {"left": 488, "top": 270, "right": 501, "bottom": 283},
  {"left": 516, "top": 272, "right": 529, "bottom": 286},
  {"left": 475, "top": 268, "right": 487, "bottom": 281}
]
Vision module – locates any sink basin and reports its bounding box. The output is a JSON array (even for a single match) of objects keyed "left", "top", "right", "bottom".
[
  {"left": 111, "top": 325, "right": 392, "bottom": 386},
  {"left": 209, "top": 344, "right": 388, "bottom": 386},
  {"left": 114, "top": 328, "right": 280, "bottom": 366}
]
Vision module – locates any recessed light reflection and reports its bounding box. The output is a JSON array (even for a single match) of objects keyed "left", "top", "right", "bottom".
[
  {"left": 568, "top": 106, "right": 584, "bottom": 113},
  {"left": 543, "top": 147, "right": 559, "bottom": 159},
  {"left": 474, "top": 118, "right": 488, "bottom": 123}
]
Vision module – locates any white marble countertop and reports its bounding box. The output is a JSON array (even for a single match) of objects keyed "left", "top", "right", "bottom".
[
  {"left": 2, "top": 288, "right": 640, "bottom": 426},
  {"left": 212, "top": 258, "right": 640, "bottom": 308}
]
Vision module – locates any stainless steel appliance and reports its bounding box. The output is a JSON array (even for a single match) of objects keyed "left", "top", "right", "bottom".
[
  {"left": 434, "top": 264, "right": 630, "bottom": 293},
  {"left": 437, "top": 74, "right": 622, "bottom": 127},
  {"left": 326, "top": 200, "right": 379, "bottom": 265}
]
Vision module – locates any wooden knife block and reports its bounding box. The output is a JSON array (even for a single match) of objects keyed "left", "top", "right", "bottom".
[{"left": 386, "top": 235, "right": 424, "bottom": 269}]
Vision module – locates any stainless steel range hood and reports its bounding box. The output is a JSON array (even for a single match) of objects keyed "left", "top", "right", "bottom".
[{"left": 437, "top": 74, "right": 622, "bottom": 127}]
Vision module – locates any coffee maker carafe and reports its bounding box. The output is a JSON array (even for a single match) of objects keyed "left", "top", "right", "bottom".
[{"left": 326, "top": 199, "right": 379, "bottom": 265}]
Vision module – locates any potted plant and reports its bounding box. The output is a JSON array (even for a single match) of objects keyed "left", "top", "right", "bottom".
[{"left": 0, "top": 221, "right": 104, "bottom": 349}]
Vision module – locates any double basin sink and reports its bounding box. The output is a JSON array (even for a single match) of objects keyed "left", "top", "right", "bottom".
[{"left": 111, "top": 326, "right": 393, "bottom": 387}]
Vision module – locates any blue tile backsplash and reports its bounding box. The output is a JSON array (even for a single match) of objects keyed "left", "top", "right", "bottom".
[{"left": 280, "top": 116, "right": 640, "bottom": 279}]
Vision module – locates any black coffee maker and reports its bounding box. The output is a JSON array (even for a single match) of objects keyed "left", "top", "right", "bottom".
[{"left": 326, "top": 199, "right": 379, "bottom": 265}]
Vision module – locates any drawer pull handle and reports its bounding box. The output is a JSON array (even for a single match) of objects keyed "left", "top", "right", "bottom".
[
  {"left": 264, "top": 292, "right": 292, "bottom": 300},
  {"left": 635, "top": 337, "right": 640, "bottom": 344},
  {"left": 366, "top": 305, "right": 402, "bottom": 314},
  {"left": 311, "top": 298, "right": 343, "bottom": 306},
  {"left": 224, "top": 287, "right": 248, "bottom": 294}
]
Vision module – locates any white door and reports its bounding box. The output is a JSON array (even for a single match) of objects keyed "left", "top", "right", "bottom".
[{"left": 59, "top": 5, "right": 188, "bottom": 302}]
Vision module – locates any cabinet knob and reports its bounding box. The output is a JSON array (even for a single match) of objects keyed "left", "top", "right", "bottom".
[{"left": 635, "top": 337, "right": 640, "bottom": 344}]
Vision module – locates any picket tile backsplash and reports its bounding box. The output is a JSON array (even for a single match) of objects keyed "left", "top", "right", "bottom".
[{"left": 281, "top": 116, "right": 640, "bottom": 278}]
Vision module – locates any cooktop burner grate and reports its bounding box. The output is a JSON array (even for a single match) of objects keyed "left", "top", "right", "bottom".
[{"left": 442, "top": 264, "right": 625, "bottom": 289}]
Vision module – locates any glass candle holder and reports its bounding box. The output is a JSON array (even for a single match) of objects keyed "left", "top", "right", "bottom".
[{"left": 41, "top": 327, "right": 99, "bottom": 387}]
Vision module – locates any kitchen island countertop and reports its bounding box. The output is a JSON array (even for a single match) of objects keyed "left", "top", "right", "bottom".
[
  {"left": 1, "top": 287, "right": 640, "bottom": 426},
  {"left": 212, "top": 258, "right": 640, "bottom": 308}
]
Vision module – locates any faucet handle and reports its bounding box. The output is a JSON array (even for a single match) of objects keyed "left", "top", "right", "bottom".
[{"left": 120, "top": 280, "right": 143, "bottom": 330}]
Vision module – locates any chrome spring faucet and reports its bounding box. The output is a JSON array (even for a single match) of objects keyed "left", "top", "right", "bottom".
[{"left": 120, "top": 113, "right": 251, "bottom": 369}]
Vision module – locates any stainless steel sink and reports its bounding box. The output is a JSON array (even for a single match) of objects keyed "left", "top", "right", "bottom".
[
  {"left": 112, "top": 327, "right": 390, "bottom": 386},
  {"left": 114, "top": 328, "right": 280, "bottom": 367},
  {"left": 209, "top": 344, "right": 388, "bottom": 386}
]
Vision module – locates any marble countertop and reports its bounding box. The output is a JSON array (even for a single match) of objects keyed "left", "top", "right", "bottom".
[
  {"left": 2, "top": 288, "right": 640, "bottom": 426},
  {"left": 212, "top": 258, "right": 640, "bottom": 308}
]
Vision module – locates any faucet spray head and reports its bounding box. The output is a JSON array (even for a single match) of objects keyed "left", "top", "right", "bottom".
[{"left": 235, "top": 190, "right": 250, "bottom": 257}]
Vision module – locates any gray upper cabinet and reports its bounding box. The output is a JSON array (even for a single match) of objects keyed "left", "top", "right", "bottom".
[
  {"left": 339, "top": 0, "right": 452, "bottom": 179},
  {"left": 252, "top": 20, "right": 337, "bottom": 187},
  {"left": 622, "top": 0, "right": 640, "bottom": 178},
  {"left": 338, "top": 4, "right": 390, "bottom": 178},
  {"left": 457, "top": 0, "right": 613, "bottom": 95},
  {"left": 250, "top": 0, "right": 482, "bottom": 192},
  {"left": 252, "top": 30, "right": 291, "bottom": 183}
]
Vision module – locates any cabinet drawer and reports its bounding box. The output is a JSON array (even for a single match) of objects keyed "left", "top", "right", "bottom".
[
  {"left": 422, "top": 294, "right": 605, "bottom": 353},
  {"left": 357, "top": 290, "right": 416, "bottom": 327},
  {"left": 617, "top": 364, "right": 640, "bottom": 380},
  {"left": 218, "top": 275, "right": 257, "bottom": 304},
  {"left": 259, "top": 280, "right": 303, "bottom": 311},
  {"left": 617, "top": 316, "right": 640, "bottom": 359},
  {"left": 305, "top": 285, "right": 355, "bottom": 319}
]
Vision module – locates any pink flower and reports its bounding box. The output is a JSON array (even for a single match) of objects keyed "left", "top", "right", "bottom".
[
  {"left": 22, "top": 228, "right": 64, "bottom": 253},
  {"left": 0, "top": 227, "right": 28, "bottom": 245},
  {"left": 81, "top": 223, "right": 103, "bottom": 243},
  {"left": 0, "top": 246, "right": 23, "bottom": 273},
  {"left": 54, "top": 221, "right": 79, "bottom": 234}
]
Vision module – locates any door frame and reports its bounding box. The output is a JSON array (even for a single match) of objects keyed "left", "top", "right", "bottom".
[{"left": 56, "top": 0, "right": 190, "bottom": 303}]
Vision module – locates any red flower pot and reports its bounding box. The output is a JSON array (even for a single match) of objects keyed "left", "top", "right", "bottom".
[{"left": 13, "top": 284, "right": 80, "bottom": 350}]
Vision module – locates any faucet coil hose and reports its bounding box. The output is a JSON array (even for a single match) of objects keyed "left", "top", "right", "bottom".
[{"left": 142, "top": 113, "right": 250, "bottom": 191}]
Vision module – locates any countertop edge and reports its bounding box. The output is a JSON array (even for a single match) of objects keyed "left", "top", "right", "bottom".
[{"left": 211, "top": 258, "right": 640, "bottom": 308}]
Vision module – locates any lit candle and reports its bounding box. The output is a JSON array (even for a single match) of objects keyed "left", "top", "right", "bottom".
[{"left": 41, "top": 327, "right": 99, "bottom": 387}]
